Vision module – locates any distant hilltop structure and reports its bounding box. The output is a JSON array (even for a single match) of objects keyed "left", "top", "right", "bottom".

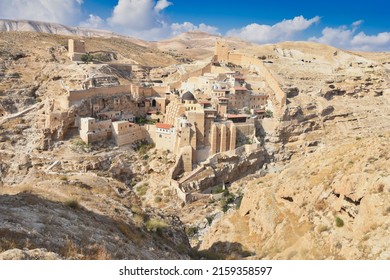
[
  {"left": 68, "top": 39, "right": 86, "bottom": 62},
  {"left": 214, "top": 40, "right": 229, "bottom": 63}
]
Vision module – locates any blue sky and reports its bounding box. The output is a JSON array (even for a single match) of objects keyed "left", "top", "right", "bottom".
[{"left": 1, "top": 0, "right": 389, "bottom": 51}]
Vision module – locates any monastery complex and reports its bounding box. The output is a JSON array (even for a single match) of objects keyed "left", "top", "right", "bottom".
[{"left": 46, "top": 38, "right": 287, "bottom": 195}]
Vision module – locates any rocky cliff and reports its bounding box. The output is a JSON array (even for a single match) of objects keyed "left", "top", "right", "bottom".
[{"left": 199, "top": 41, "right": 390, "bottom": 259}]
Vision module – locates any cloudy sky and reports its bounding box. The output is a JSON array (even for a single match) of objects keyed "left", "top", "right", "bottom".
[{"left": 0, "top": 0, "right": 389, "bottom": 51}]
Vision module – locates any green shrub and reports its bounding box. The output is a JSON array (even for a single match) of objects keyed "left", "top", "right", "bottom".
[
  {"left": 71, "top": 138, "right": 90, "bottom": 149},
  {"left": 185, "top": 226, "right": 198, "bottom": 237},
  {"left": 133, "top": 214, "right": 145, "bottom": 226},
  {"left": 136, "top": 184, "right": 148, "bottom": 196},
  {"left": 220, "top": 199, "right": 229, "bottom": 213},
  {"left": 81, "top": 53, "right": 94, "bottom": 64},
  {"left": 265, "top": 109, "right": 273, "bottom": 118},
  {"left": 64, "top": 199, "right": 80, "bottom": 209},
  {"left": 115, "top": 220, "right": 144, "bottom": 245},
  {"left": 235, "top": 194, "right": 243, "bottom": 209},
  {"left": 136, "top": 142, "right": 155, "bottom": 155},
  {"left": 130, "top": 205, "right": 143, "bottom": 215},
  {"left": 318, "top": 225, "right": 330, "bottom": 233},
  {"left": 206, "top": 215, "right": 215, "bottom": 226},
  {"left": 335, "top": 217, "right": 344, "bottom": 227},
  {"left": 59, "top": 175, "right": 68, "bottom": 181},
  {"left": 146, "top": 218, "right": 167, "bottom": 232},
  {"left": 212, "top": 185, "right": 225, "bottom": 194}
]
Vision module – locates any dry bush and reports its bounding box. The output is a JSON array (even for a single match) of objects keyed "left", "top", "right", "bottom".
[
  {"left": 115, "top": 220, "right": 144, "bottom": 245},
  {"left": 315, "top": 200, "right": 327, "bottom": 211}
]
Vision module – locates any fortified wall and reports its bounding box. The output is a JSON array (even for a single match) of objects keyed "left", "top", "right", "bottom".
[
  {"left": 215, "top": 42, "right": 287, "bottom": 116},
  {"left": 170, "top": 63, "right": 212, "bottom": 89},
  {"left": 67, "top": 84, "right": 170, "bottom": 107},
  {"left": 68, "top": 85, "right": 131, "bottom": 106}
]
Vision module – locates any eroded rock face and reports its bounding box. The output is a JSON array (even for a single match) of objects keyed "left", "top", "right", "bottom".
[
  {"left": 200, "top": 134, "right": 390, "bottom": 259},
  {"left": 0, "top": 193, "right": 191, "bottom": 260},
  {"left": 0, "top": 248, "right": 61, "bottom": 260},
  {"left": 180, "top": 146, "right": 267, "bottom": 192}
]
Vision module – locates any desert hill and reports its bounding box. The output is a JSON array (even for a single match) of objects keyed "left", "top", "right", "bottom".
[
  {"left": 0, "top": 19, "right": 149, "bottom": 47},
  {"left": 154, "top": 30, "right": 253, "bottom": 59}
]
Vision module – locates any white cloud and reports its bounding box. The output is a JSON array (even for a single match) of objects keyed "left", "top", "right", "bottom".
[
  {"left": 104, "top": 0, "right": 218, "bottom": 40},
  {"left": 108, "top": 0, "right": 156, "bottom": 30},
  {"left": 0, "top": 0, "right": 83, "bottom": 25},
  {"left": 351, "top": 32, "right": 390, "bottom": 51},
  {"left": 310, "top": 22, "right": 390, "bottom": 51},
  {"left": 154, "top": 0, "right": 172, "bottom": 12},
  {"left": 80, "top": 14, "right": 104, "bottom": 29},
  {"left": 352, "top": 20, "right": 363, "bottom": 27},
  {"left": 106, "top": 0, "right": 178, "bottom": 39},
  {"left": 226, "top": 16, "right": 320, "bottom": 44},
  {"left": 171, "top": 22, "right": 219, "bottom": 36},
  {"left": 309, "top": 26, "right": 354, "bottom": 48}
]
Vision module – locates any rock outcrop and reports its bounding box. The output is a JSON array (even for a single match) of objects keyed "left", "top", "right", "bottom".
[
  {"left": 0, "top": 248, "right": 61, "bottom": 260},
  {"left": 0, "top": 193, "right": 191, "bottom": 259}
]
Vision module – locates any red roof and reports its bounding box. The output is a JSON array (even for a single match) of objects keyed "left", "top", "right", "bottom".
[
  {"left": 233, "top": 86, "right": 247, "bottom": 91},
  {"left": 156, "top": 123, "right": 173, "bottom": 129},
  {"left": 227, "top": 114, "right": 248, "bottom": 119}
]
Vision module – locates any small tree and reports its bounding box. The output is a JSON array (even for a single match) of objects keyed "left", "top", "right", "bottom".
[
  {"left": 265, "top": 109, "right": 273, "bottom": 118},
  {"left": 81, "top": 53, "right": 93, "bottom": 64}
]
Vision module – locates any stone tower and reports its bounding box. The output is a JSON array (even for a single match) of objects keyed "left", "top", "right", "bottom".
[
  {"left": 215, "top": 40, "right": 229, "bottom": 63},
  {"left": 68, "top": 39, "right": 86, "bottom": 61}
]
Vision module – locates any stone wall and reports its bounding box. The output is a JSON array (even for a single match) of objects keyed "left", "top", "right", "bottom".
[
  {"left": 111, "top": 122, "right": 147, "bottom": 146},
  {"left": 68, "top": 39, "right": 86, "bottom": 62},
  {"left": 68, "top": 85, "right": 131, "bottom": 106},
  {"left": 68, "top": 39, "right": 85, "bottom": 54},
  {"left": 226, "top": 52, "right": 287, "bottom": 116},
  {"left": 235, "top": 122, "right": 256, "bottom": 144},
  {"left": 79, "top": 118, "right": 112, "bottom": 144},
  {"left": 155, "top": 129, "right": 176, "bottom": 151},
  {"left": 170, "top": 63, "right": 212, "bottom": 89}
]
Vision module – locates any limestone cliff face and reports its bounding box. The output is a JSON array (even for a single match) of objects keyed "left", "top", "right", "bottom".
[
  {"left": 201, "top": 133, "right": 390, "bottom": 259},
  {"left": 178, "top": 144, "right": 267, "bottom": 193},
  {"left": 199, "top": 42, "right": 390, "bottom": 260}
]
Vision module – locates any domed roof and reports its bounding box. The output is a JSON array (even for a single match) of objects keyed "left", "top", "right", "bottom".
[{"left": 181, "top": 91, "right": 196, "bottom": 101}]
